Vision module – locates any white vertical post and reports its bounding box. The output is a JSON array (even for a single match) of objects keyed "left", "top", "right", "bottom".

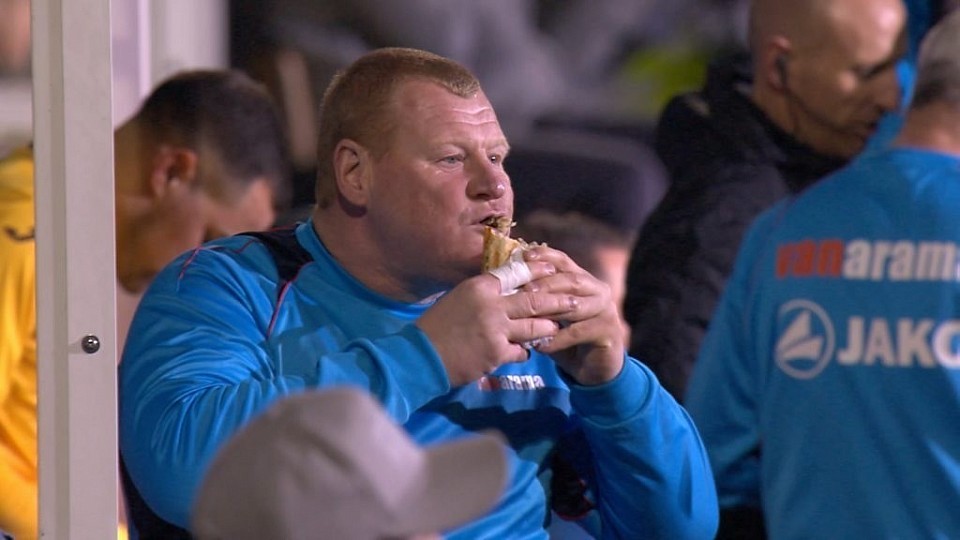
[{"left": 33, "top": 0, "right": 118, "bottom": 538}]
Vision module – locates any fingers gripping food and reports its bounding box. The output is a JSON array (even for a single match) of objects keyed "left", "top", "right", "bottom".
[
  {"left": 481, "top": 215, "right": 533, "bottom": 296},
  {"left": 481, "top": 217, "right": 527, "bottom": 272},
  {"left": 480, "top": 218, "right": 552, "bottom": 349}
]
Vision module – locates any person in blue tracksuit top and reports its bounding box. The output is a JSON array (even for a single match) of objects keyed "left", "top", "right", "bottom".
[
  {"left": 119, "top": 47, "right": 718, "bottom": 540},
  {"left": 687, "top": 11, "right": 960, "bottom": 539}
]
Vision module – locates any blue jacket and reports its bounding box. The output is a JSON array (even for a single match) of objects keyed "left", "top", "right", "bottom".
[
  {"left": 120, "top": 220, "right": 718, "bottom": 539},
  {"left": 687, "top": 148, "right": 960, "bottom": 539}
]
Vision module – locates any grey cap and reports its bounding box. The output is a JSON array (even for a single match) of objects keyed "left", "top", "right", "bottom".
[{"left": 191, "top": 387, "right": 509, "bottom": 540}]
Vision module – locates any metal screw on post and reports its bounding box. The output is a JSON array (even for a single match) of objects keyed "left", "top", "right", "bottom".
[{"left": 81, "top": 334, "right": 101, "bottom": 354}]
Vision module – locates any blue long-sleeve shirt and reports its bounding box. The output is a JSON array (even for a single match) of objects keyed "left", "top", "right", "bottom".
[
  {"left": 120, "top": 220, "right": 717, "bottom": 539},
  {"left": 687, "top": 148, "right": 960, "bottom": 539}
]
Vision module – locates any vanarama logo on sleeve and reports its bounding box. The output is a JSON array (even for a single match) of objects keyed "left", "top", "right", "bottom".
[{"left": 776, "top": 298, "right": 960, "bottom": 380}]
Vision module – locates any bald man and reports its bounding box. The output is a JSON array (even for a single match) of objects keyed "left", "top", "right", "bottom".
[
  {"left": 624, "top": 0, "right": 907, "bottom": 402},
  {"left": 750, "top": 0, "right": 907, "bottom": 157},
  {"left": 688, "top": 10, "right": 960, "bottom": 538}
]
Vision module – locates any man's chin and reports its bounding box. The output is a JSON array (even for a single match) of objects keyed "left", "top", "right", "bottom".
[
  {"left": 820, "top": 137, "right": 866, "bottom": 161},
  {"left": 445, "top": 261, "right": 482, "bottom": 286}
]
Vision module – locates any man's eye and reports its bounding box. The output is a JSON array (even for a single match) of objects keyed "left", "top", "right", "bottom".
[
  {"left": 441, "top": 155, "right": 463, "bottom": 164},
  {"left": 489, "top": 154, "right": 502, "bottom": 165}
]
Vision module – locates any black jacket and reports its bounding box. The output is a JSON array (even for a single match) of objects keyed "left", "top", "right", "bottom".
[{"left": 624, "top": 53, "right": 846, "bottom": 402}]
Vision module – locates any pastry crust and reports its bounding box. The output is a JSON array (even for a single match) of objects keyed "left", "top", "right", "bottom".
[{"left": 482, "top": 226, "right": 524, "bottom": 272}]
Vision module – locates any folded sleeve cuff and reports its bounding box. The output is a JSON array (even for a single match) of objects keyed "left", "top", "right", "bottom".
[{"left": 566, "top": 356, "right": 654, "bottom": 426}]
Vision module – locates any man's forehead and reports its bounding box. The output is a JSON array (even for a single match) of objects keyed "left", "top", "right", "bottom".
[
  {"left": 817, "top": 0, "right": 904, "bottom": 48},
  {"left": 761, "top": 0, "right": 903, "bottom": 53},
  {"left": 385, "top": 82, "right": 504, "bottom": 147},
  {"left": 394, "top": 80, "right": 486, "bottom": 114}
]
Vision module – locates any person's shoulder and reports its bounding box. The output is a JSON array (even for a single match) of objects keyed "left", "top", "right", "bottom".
[
  {"left": 789, "top": 150, "right": 895, "bottom": 208},
  {"left": 0, "top": 145, "right": 34, "bottom": 199},
  {"left": 744, "top": 165, "right": 857, "bottom": 247},
  {"left": 655, "top": 160, "right": 787, "bottom": 220},
  {"left": 0, "top": 145, "right": 34, "bottom": 167},
  {"left": 656, "top": 90, "right": 712, "bottom": 136},
  {"left": 631, "top": 162, "right": 786, "bottom": 262},
  {"left": 655, "top": 96, "right": 781, "bottom": 196},
  {"left": 148, "top": 234, "right": 284, "bottom": 294},
  {"left": 792, "top": 148, "right": 960, "bottom": 219},
  {"left": 0, "top": 146, "right": 35, "bottom": 252},
  {"left": 198, "top": 233, "right": 284, "bottom": 271}
]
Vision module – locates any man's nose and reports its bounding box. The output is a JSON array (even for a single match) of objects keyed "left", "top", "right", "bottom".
[{"left": 467, "top": 162, "right": 509, "bottom": 200}]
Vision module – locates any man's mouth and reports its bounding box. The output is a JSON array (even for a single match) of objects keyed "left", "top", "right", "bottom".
[{"left": 481, "top": 215, "right": 514, "bottom": 233}]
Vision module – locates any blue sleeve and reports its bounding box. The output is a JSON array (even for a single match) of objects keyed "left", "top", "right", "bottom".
[
  {"left": 564, "top": 357, "right": 719, "bottom": 539},
  {"left": 685, "top": 210, "right": 779, "bottom": 512},
  {"left": 118, "top": 247, "right": 450, "bottom": 528}
]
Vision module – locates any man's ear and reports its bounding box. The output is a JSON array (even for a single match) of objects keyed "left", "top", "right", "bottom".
[
  {"left": 762, "top": 37, "right": 792, "bottom": 92},
  {"left": 332, "top": 138, "right": 372, "bottom": 207},
  {"left": 148, "top": 145, "right": 200, "bottom": 198}
]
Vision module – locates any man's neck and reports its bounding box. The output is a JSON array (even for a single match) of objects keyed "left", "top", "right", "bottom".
[
  {"left": 895, "top": 103, "right": 960, "bottom": 156},
  {"left": 311, "top": 208, "right": 437, "bottom": 304}
]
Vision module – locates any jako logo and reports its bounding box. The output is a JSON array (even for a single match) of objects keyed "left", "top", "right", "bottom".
[{"left": 775, "top": 299, "right": 835, "bottom": 379}]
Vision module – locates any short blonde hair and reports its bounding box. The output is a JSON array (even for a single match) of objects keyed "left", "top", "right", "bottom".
[{"left": 314, "top": 48, "right": 481, "bottom": 208}]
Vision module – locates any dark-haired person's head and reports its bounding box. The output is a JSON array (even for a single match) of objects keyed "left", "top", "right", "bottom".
[{"left": 114, "top": 69, "right": 291, "bottom": 292}]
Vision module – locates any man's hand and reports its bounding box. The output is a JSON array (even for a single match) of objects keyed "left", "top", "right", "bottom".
[
  {"left": 416, "top": 258, "right": 563, "bottom": 386},
  {"left": 519, "top": 246, "right": 625, "bottom": 386},
  {"left": 417, "top": 246, "right": 625, "bottom": 387}
]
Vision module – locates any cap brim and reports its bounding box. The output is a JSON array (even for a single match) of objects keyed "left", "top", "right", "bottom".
[{"left": 392, "top": 430, "right": 508, "bottom": 536}]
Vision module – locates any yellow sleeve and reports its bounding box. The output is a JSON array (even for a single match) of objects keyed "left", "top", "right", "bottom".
[
  {"left": 0, "top": 147, "right": 39, "bottom": 540},
  {"left": 0, "top": 146, "right": 36, "bottom": 410}
]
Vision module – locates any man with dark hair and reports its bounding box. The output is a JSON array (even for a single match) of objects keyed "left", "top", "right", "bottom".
[
  {"left": 114, "top": 69, "right": 291, "bottom": 291},
  {"left": 0, "top": 68, "right": 290, "bottom": 540},
  {"left": 688, "top": 10, "right": 960, "bottom": 538},
  {"left": 624, "top": 0, "right": 908, "bottom": 401},
  {"left": 119, "top": 47, "right": 718, "bottom": 539}
]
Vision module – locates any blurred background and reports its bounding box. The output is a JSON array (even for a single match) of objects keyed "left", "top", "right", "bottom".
[
  {"left": 1, "top": 0, "right": 749, "bottom": 222},
  {"left": 1, "top": 0, "right": 230, "bottom": 154},
  {"left": 0, "top": 3, "right": 754, "bottom": 538}
]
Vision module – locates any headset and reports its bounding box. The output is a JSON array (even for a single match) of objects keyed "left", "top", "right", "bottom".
[{"left": 776, "top": 54, "right": 790, "bottom": 88}]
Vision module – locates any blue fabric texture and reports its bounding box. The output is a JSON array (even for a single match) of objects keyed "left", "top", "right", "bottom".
[
  {"left": 120, "top": 221, "right": 718, "bottom": 539},
  {"left": 688, "top": 148, "right": 960, "bottom": 538}
]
